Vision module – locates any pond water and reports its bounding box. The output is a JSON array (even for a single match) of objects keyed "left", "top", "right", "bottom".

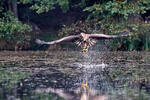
[{"left": 0, "top": 51, "right": 150, "bottom": 100}]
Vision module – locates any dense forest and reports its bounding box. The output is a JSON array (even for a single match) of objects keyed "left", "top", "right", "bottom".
[{"left": 0, "top": 0, "right": 150, "bottom": 51}]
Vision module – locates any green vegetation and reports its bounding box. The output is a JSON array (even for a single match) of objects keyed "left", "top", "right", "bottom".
[
  {"left": 60, "top": 0, "right": 150, "bottom": 51},
  {"left": 0, "top": 0, "right": 31, "bottom": 39},
  {"left": 0, "top": 0, "right": 150, "bottom": 50},
  {"left": 19, "top": 0, "right": 69, "bottom": 13},
  {"left": 0, "top": 0, "right": 31, "bottom": 50},
  {"left": 0, "top": 11, "right": 31, "bottom": 39}
]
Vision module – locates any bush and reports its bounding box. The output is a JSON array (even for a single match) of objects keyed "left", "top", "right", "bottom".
[
  {"left": 59, "top": 0, "right": 150, "bottom": 51},
  {"left": 0, "top": 11, "right": 31, "bottom": 40}
]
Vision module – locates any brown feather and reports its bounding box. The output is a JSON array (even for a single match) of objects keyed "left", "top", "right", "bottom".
[
  {"left": 36, "top": 35, "right": 80, "bottom": 45},
  {"left": 36, "top": 31, "right": 129, "bottom": 49},
  {"left": 89, "top": 31, "right": 129, "bottom": 39}
]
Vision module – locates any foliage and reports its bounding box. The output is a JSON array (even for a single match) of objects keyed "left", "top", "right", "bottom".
[
  {"left": 59, "top": 0, "right": 150, "bottom": 51},
  {"left": 82, "top": 0, "right": 150, "bottom": 51},
  {"left": 83, "top": 0, "right": 150, "bottom": 19},
  {"left": 0, "top": 0, "right": 150, "bottom": 50},
  {"left": 19, "top": 0, "right": 69, "bottom": 13},
  {"left": 59, "top": 20, "right": 103, "bottom": 35},
  {"left": 0, "top": 11, "right": 31, "bottom": 40},
  {"left": 0, "top": 0, "right": 31, "bottom": 42}
]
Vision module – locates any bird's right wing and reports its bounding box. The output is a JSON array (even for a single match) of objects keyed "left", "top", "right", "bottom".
[{"left": 36, "top": 35, "right": 80, "bottom": 45}]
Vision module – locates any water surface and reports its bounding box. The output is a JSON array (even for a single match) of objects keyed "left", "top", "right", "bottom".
[{"left": 0, "top": 51, "right": 150, "bottom": 100}]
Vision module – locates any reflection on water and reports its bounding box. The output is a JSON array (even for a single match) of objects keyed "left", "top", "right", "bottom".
[
  {"left": 0, "top": 51, "right": 150, "bottom": 100},
  {"left": 36, "top": 82, "right": 108, "bottom": 100}
]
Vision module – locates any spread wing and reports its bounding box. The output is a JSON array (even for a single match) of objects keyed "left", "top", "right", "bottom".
[
  {"left": 89, "top": 31, "right": 129, "bottom": 39},
  {"left": 36, "top": 35, "right": 80, "bottom": 45}
]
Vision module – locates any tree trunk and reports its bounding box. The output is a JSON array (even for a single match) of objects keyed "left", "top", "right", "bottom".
[
  {"left": 12, "top": 0, "right": 18, "bottom": 18},
  {"left": 6, "top": 0, "right": 18, "bottom": 18}
]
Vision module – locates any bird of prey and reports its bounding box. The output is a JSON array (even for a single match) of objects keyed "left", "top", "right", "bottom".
[{"left": 36, "top": 31, "right": 129, "bottom": 52}]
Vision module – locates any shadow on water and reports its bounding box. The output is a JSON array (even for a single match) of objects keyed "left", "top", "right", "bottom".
[{"left": 0, "top": 51, "right": 150, "bottom": 100}]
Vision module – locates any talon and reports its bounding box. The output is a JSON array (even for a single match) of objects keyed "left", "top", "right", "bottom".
[{"left": 82, "top": 48, "right": 88, "bottom": 52}]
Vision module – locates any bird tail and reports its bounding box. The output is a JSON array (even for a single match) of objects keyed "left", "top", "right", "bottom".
[{"left": 35, "top": 39, "right": 47, "bottom": 45}]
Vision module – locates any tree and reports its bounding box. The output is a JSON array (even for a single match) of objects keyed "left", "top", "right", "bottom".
[
  {"left": 0, "top": 0, "right": 150, "bottom": 50},
  {"left": 1, "top": 0, "right": 18, "bottom": 18},
  {"left": 11, "top": 0, "right": 18, "bottom": 18},
  {"left": 0, "top": 0, "right": 31, "bottom": 40},
  {"left": 60, "top": 0, "right": 150, "bottom": 50},
  {"left": 19, "top": 0, "right": 69, "bottom": 14}
]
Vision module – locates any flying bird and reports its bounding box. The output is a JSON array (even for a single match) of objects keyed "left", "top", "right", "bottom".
[{"left": 36, "top": 31, "right": 129, "bottom": 52}]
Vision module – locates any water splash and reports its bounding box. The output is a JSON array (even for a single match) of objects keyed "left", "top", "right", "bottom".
[{"left": 76, "top": 52, "right": 113, "bottom": 95}]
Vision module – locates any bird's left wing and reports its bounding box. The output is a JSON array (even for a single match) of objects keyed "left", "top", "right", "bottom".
[
  {"left": 89, "top": 31, "right": 129, "bottom": 39},
  {"left": 36, "top": 35, "right": 80, "bottom": 45}
]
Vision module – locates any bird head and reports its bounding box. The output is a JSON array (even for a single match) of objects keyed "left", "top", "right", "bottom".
[{"left": 80, "top": 32, "right": 88, "bottom": 42}]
